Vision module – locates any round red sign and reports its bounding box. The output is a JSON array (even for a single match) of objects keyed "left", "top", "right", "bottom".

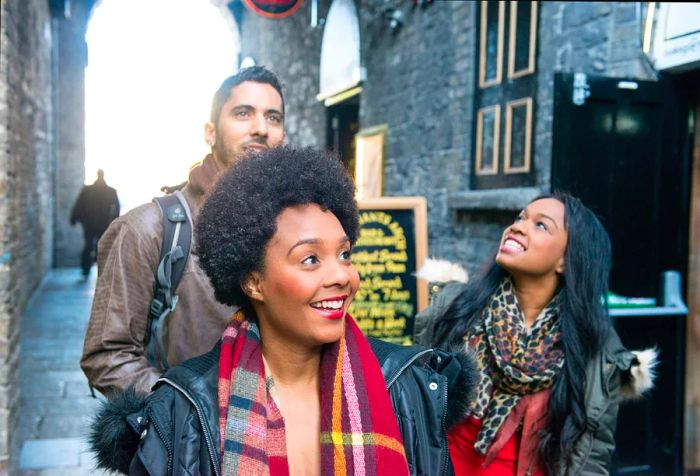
[{"left": 242, "top": 0, "right": 303, "bottom": 19}]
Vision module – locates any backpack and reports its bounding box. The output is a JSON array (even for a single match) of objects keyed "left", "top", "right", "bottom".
[{"left": 144, "top": 191, "right": 193, "bottom": 371}]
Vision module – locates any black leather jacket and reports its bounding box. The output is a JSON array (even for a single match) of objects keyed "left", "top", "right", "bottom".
[{"left": 90, "top": 339, "right": 477, "bottom": 476}]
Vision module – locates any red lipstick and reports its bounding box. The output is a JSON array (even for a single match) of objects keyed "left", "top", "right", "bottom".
[{"left": 310, "top": 294, "right": 348, "bottom": 320}]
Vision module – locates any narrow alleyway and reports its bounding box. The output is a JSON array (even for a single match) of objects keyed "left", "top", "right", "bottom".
[{"left": 17, "top": 269, "right": 110, "bottom": 475}]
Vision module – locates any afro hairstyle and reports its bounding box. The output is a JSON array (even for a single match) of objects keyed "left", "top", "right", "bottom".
[{"left": 196, "top": 146, "right": 359, "bottom": 307}]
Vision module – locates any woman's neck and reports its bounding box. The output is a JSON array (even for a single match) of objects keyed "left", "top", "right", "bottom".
[
  {"left": 259, "top": 329, "right": 323, "bottom": 476},
  {"left": 511, "top": 274, "right": 559, "bottom": 328},
  {"left": 260, "top": 338, "right": 322, "bottom": 388}
]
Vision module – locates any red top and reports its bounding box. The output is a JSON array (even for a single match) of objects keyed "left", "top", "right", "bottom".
[
  {"left": 448, "top": 390, "right": 551, "bottom": 476},
  {"left": 448, "top": 417, "right": 521, "bottom": 476}
]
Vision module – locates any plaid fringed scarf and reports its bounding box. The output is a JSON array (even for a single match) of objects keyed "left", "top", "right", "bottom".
[
  {"left": 218, "top": 310, "right": 409, "bottom": 476},
  {"left": 466, "top": 278, "right": 564, "bottom": 455}
]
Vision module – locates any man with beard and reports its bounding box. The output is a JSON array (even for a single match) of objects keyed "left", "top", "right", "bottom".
[{"left": 81, "top": 66, "right": 286, "bottom": 395}]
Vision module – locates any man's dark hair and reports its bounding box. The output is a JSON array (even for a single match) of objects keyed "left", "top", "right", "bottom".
[
  {"left": 196, "top": 146, "right": 359, "bottom": 307},
  {"left": 209, "top": 66, "right": 285, "bottom": 124}
]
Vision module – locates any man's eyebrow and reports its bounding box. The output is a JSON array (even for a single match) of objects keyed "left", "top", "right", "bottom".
[
  {"left": 265, "top": 108, "right": 284, "bottom": 117},
  {"left": 287, "top": 236, "right": 350, "bottom": 256},
  {"left": 230, "top": 105, "right": 283, "bottom": 116}
]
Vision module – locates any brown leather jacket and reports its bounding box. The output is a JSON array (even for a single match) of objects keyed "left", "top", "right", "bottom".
[{"left": 81, "top": 156, "right": 236, "bottom": 396}]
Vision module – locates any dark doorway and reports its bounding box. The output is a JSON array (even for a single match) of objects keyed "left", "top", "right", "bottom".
[
  {"left": 326, "top": 95, "right": 359, "bottom": 171},
  {"left": 552, "top": 72, "right": 695, "bottom": 476},
  {"left": 552, "top": 73, "right": 691, "bottom": 299}
]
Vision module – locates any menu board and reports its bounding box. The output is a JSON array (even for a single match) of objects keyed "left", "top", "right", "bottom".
[{"left": 349, "top": 197, "right": 428, "bottom": 344}]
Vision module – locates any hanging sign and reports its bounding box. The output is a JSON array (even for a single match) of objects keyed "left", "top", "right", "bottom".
[
  {"left": 646, "top": 3, "right": 700, "bottom": 72},
  {"left": 242, "top": 0, "right": 303, "bottom": 19}
]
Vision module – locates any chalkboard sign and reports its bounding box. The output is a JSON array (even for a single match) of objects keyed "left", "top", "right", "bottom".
[{"left": 349, "top": 197, "right": 428, "bottom": 344}]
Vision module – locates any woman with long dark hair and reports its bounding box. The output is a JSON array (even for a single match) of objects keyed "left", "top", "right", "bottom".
[{"left": 415, "top": 192, "right": 657, "bottom": 475}]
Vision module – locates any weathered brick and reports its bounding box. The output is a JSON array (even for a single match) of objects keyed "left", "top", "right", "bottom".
[
  {"left": 1, "top": 0, "right": 57, "bottom": 471},
  {"left": 579, "top": 21, "right": 609, "bottom": 48},
  {"left": 562, "top": 2, "right": 604, "bottom": 29},
  {"left": 613, "top": 2, "right": 638, "bottom": 23}
]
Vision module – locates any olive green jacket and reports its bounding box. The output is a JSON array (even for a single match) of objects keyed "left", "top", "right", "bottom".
[{"left": 414, "top": 282, "right": 656, "bottom": 476}]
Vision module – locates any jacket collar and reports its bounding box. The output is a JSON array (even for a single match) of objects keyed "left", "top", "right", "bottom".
[{"left": 182, "top": 154, "right": 224, "bottom": 218}]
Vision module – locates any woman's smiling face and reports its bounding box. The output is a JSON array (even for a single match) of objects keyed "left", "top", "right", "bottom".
[
  {"left": 245, "top": 203, "right": 360, "bottom": 349},
  {"left": 495, "top": 198, "right": 568, "bottom": 281}
]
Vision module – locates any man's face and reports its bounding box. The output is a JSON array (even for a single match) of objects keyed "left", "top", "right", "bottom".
[{"left": 205, "top": 81, "right": 285, "bottom": 168}]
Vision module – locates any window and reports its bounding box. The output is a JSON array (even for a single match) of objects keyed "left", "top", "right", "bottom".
[{"left": 472, "top": 1, "right": 538, "bottom": 189}]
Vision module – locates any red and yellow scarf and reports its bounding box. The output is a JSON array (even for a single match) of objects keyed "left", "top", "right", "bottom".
[{"left": 218, "top": 310, "right": 409, "bottom": 476}]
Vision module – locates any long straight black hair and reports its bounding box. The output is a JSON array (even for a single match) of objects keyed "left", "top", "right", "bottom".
[{"left": 431, "top": 191, "right": 613, "bottom": 473}]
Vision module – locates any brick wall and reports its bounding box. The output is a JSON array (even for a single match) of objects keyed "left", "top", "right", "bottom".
[{"left": 0, "top": 0, "right": 54, "bottom": 471}]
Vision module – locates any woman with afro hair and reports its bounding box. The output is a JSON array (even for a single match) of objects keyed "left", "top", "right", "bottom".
[{"left": 90, "top": 146, "right": 477, "bottom": 476}]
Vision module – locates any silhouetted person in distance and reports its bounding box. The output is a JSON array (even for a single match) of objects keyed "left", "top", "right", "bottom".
[{"left": 70, "top": 169, "right": 120, "bottom": 278}]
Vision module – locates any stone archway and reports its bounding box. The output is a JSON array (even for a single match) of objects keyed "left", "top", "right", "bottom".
[{"left": 55, "top": 0, "right": 241, "bottom": 266}]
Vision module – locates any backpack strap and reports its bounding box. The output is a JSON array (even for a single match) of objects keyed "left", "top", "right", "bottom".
[{"left": 145, "top": 191, "right": 193, "bottom": 371}]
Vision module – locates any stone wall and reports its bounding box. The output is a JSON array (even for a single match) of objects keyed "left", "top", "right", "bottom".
[
  {"left": 0, "top": 0, "right": 54, "bottom": 471},
  {"left": 423, "top": 1, "right": 657, "bottom": 271},
  {"left": 238, "top": 0, "right": 326, "bottom": 148},
  {"left": 533, "top": 1, "right": 657, "bottom": 206},
  {"left": 237, "top": 2, "right": 657, "bottom": 276},
  {"left": 358, "top": 0, "right": 502, "bottom": 271},
  {"left": 52, "top": 3, "right": 90, "bottom": 268}
]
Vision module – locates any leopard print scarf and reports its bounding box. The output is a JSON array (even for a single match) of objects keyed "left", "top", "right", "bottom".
[{"left": 465, "top": 277, "right": 564, "bottom": 455}]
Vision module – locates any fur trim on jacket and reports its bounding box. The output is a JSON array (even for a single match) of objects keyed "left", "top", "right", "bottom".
[
  {"left": 416, "top": 258, "right": 469, "bottom": 284},
  {"left": 89, "top": 387, "right": 147, "bottom": 475},
  {"left": 620, "top": 347, "right": 659, "bottom": 399}
]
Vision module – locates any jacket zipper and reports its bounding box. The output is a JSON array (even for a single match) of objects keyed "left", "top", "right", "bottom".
[
  {"left": 386, "top": 349, "right": 433, "bottom": 388},
  {"left": 146, "top": 406, "right": 174, "bottom": 474},
  {"left": 159, "top": 377, "right": 221, "bottom": 476},
  {"left": 440, "top": 380, "right": 449, "bottom": 476}
]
